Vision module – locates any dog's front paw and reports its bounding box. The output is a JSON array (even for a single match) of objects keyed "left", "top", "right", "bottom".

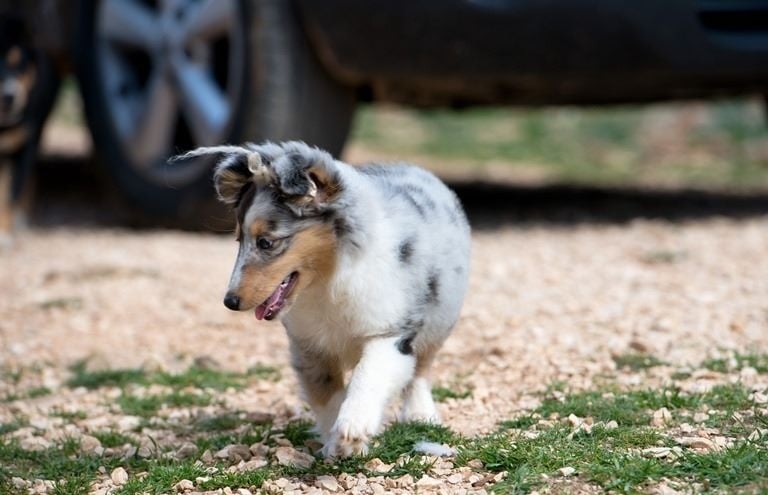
[{"left": 321, "top": 414, "right": 381, "bottom": 458}]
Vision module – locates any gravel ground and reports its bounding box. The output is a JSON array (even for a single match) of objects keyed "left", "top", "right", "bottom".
[{"left": 2, "top": 213, "right": 768, "bottom": 493}]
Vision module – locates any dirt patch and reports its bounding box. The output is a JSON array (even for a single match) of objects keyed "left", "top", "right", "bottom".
[{"left": 1, "top": 217, "right": 767, "bottom": 493}]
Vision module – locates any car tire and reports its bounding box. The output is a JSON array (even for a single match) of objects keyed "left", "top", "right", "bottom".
[{"left": 74, "top": 0, "right": 355, "bottom": 226}]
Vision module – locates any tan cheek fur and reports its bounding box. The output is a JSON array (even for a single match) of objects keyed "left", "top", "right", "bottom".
[{"left": 236, "top": 224, "right": 337, "bottom": 307}]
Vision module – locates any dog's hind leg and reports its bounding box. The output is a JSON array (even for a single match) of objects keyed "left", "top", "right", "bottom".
[
  {"left": 401, "top": 348, "right": 441, "bottom": 423},
  {"left": 288, "top": 338, "right": 345, "bottom": 442},
  {"left": 323, "top": 336, "right": 416, "bottom": 457}
]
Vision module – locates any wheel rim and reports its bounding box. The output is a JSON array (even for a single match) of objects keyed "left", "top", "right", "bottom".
[{"left": 96, "top": 0, "right": 244, "bottom": 187}]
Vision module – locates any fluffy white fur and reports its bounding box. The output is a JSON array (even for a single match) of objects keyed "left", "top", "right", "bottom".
[{"left": 178, "top": 141, "right": 471, "bottom": 457}]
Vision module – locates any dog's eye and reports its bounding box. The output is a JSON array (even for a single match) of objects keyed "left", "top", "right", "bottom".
[{"left": 256, "top": 237, "right": 274, "bottom": 250}]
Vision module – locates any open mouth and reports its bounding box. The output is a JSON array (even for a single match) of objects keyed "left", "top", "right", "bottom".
[{"left": 255, "top": 272, "right": 299, "bottom": 321}]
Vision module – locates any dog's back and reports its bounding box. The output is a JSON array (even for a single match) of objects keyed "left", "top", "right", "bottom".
[{"left": 356, "top": 162, "right": 470, "bottom": 337}]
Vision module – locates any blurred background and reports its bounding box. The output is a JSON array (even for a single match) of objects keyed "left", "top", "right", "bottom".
[
  {"left": 7, "top": 0, "right": 768, "bottom": 227},
  {"left": 45, "top": 90, "right": 768, "bottom": 190}
]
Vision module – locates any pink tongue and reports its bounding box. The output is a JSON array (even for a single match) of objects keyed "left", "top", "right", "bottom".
[{"left": 255, "top": 283, "right": 287, "bottom": 321}]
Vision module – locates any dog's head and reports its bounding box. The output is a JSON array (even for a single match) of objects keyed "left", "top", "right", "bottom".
[
  {"left": 174, "top": 142, "right": 343, "bottom": 320},
  {"left": 0, "top": 17, "right": 35, "bottom": 127}
]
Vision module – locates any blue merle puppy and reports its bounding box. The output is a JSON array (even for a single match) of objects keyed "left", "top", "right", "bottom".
[{"left": 175, "top": 141, "right": 471, "bottom": 457}]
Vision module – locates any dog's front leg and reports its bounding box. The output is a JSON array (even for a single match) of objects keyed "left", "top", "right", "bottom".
[
  {"left": 289, "top": 338, "right": 345, "bottom": 442},
  {"left": 322, "top": 336, "right": 416, "bottom": 458}
]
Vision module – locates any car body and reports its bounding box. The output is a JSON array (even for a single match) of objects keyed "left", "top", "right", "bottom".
[{"left": 299, "top": 0, "right": 768, "bottom": 106}]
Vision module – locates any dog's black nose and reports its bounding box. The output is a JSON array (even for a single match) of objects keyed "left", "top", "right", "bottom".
[{"left": 223, "top": 293, "right": 241, "bottom": 311}]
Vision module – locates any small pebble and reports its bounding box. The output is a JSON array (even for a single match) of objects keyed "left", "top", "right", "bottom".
[
  {"left": 110, "top": 467, "right": 128, "bottom": 485},
  {"left": 559, "top": 467, "right": 576, "bottom": 477},
  {"left": 693, "top": 412, "right": 709, "bottom": 423},
  {"left": 175, "top": 442, "right": 199, "bottom": 460},
  {"left": 364, "top": 458, "right": 394, "bottom": 473},
  {"left": 651, "top": 407, "right": 672, "bottom": 427},
  {"left": 173, "top": 479, "right": 194, "bottom": 491},
  {"left": 642, "top": 447, "right": 672, "bottom": 458},
  {"left": 676, "top": 437, "right": 717, "bottom": 451},
  {"left": 274, "top": 446, "right": 315, "bottom": 469},
  {"left": 315, "top": 475, "right": 339, "bottom": 492},
  {"left": 416, "top": 475, "right": 442, "bottom": 488}
]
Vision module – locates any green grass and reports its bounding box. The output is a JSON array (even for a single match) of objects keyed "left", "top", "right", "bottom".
[
  {"left": 196, "top": 413, "right": 249, "bottom": 432},
  {"left": 0, "top": 436, "right": 134, "bottom": 495},
  {"left": 432, "top": 385, "right": 472, "bottom": 402},
  {"left": 639, "top": 249, "right": 688, "bottom": 265},
  {"left": 50, "top": 473, "right": 93, "bottom": 495},
  {"left": 1, "top": 367, "right": 25, "bottom": 385},
  {"left": 195, "top": 469, "right": 271, "bottom": 491},
  {"left": 28, "top": 386, "right": 53, "bottom": 399},
  {"left": 117, "top": 391, "right": 212, "bottom": 417},
  {"left": 459, "top": 424, "right": 669, "bottom": 493},
  {"left": 115, "top": 422, "right": 461, "bottom": 493},
  {"left": 51, "top": 410, "right": 88, "bottom": 421},
  {"left": 280, "top": 419, "right": 316, "bottom": 447},
  {"left": 0, "top": 417, "right": 28, "bottom": 435},
  {"left": 350, "top": 101, "right": 768, "bottom": 190},
  {"left": 703, "top": 353, "right": 768, "bottom": 374},
  {"left": 116, "top": 461, "right": 271, "bottom": 494},
  {"left": 534, "top": 389, "right": 685, "bottom": 427},
  {"left": 2, "top": 383, "right": 764, "bottom": 495},
  {"left": 38, "top": 297, "right": 83, "bottom": 311},
  {"left": 373, "top": 421, "right": 460, "bottom": 463},
  {"left": 612, "top": 353, "right": 666, "bottom": 371},
  {"left": 2, "top": 386, "right": 53, "bottom": 403},
  {"left": 458, "top": 383, "right": 767, "bottom": 493},
  {"left": 526, "top": 384, "right": 751, "bottom": 428},
  {"left": 91, "top": 431, "right": 135, "bottom": 448},
  {"left": 67, "top": 361, "right": 266, "bottom": 391},
  {"left": 246, "top": 364, "right": 281, "bottom": 381},
  {"left": 118, "top": 461, "right": 207, "bottom": 495},
  {"left": 66, "top": 362, "right": 147, "bottom": 389},
  {"left": 8, "top": 352, "right": 768, "bottom": 494},
  {"left": 194, "top": 430, "right": 267, "bottom": 452},
  {"left": 152, "top": 366, "right": 254, "bottom": 390}
]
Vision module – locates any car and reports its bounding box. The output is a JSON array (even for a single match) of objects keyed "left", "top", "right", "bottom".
[{"left": 16, "top": 0, "right": 768, "bottom": 223}]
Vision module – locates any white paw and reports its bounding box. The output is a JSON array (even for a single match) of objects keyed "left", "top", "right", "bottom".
[
  {"left": 321, "top": 414, "right": 381, "bottom": 458},
  {"left": 402, "top": 408, "right": 441, "bottom": 424},
  {"left": 400, "top": 393, "right": 440, "bottom": 424}
]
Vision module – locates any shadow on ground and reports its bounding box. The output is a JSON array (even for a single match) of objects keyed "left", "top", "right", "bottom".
[{"left": 33, "top": 155, "right": 768, "bottom": 231}]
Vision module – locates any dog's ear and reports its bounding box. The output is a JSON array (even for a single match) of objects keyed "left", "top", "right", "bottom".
[
  {"left": 273, "top": 144, "right": 343, "bottom": 216},
  {"left": 306, "top": 163, "right": 343, "bottom": 206},
  {"left": 213, "top": 153, "right": 253, "bottom": 206},
  {"left": 169, "top": 145, "right": 277, "bottom": 207}
]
